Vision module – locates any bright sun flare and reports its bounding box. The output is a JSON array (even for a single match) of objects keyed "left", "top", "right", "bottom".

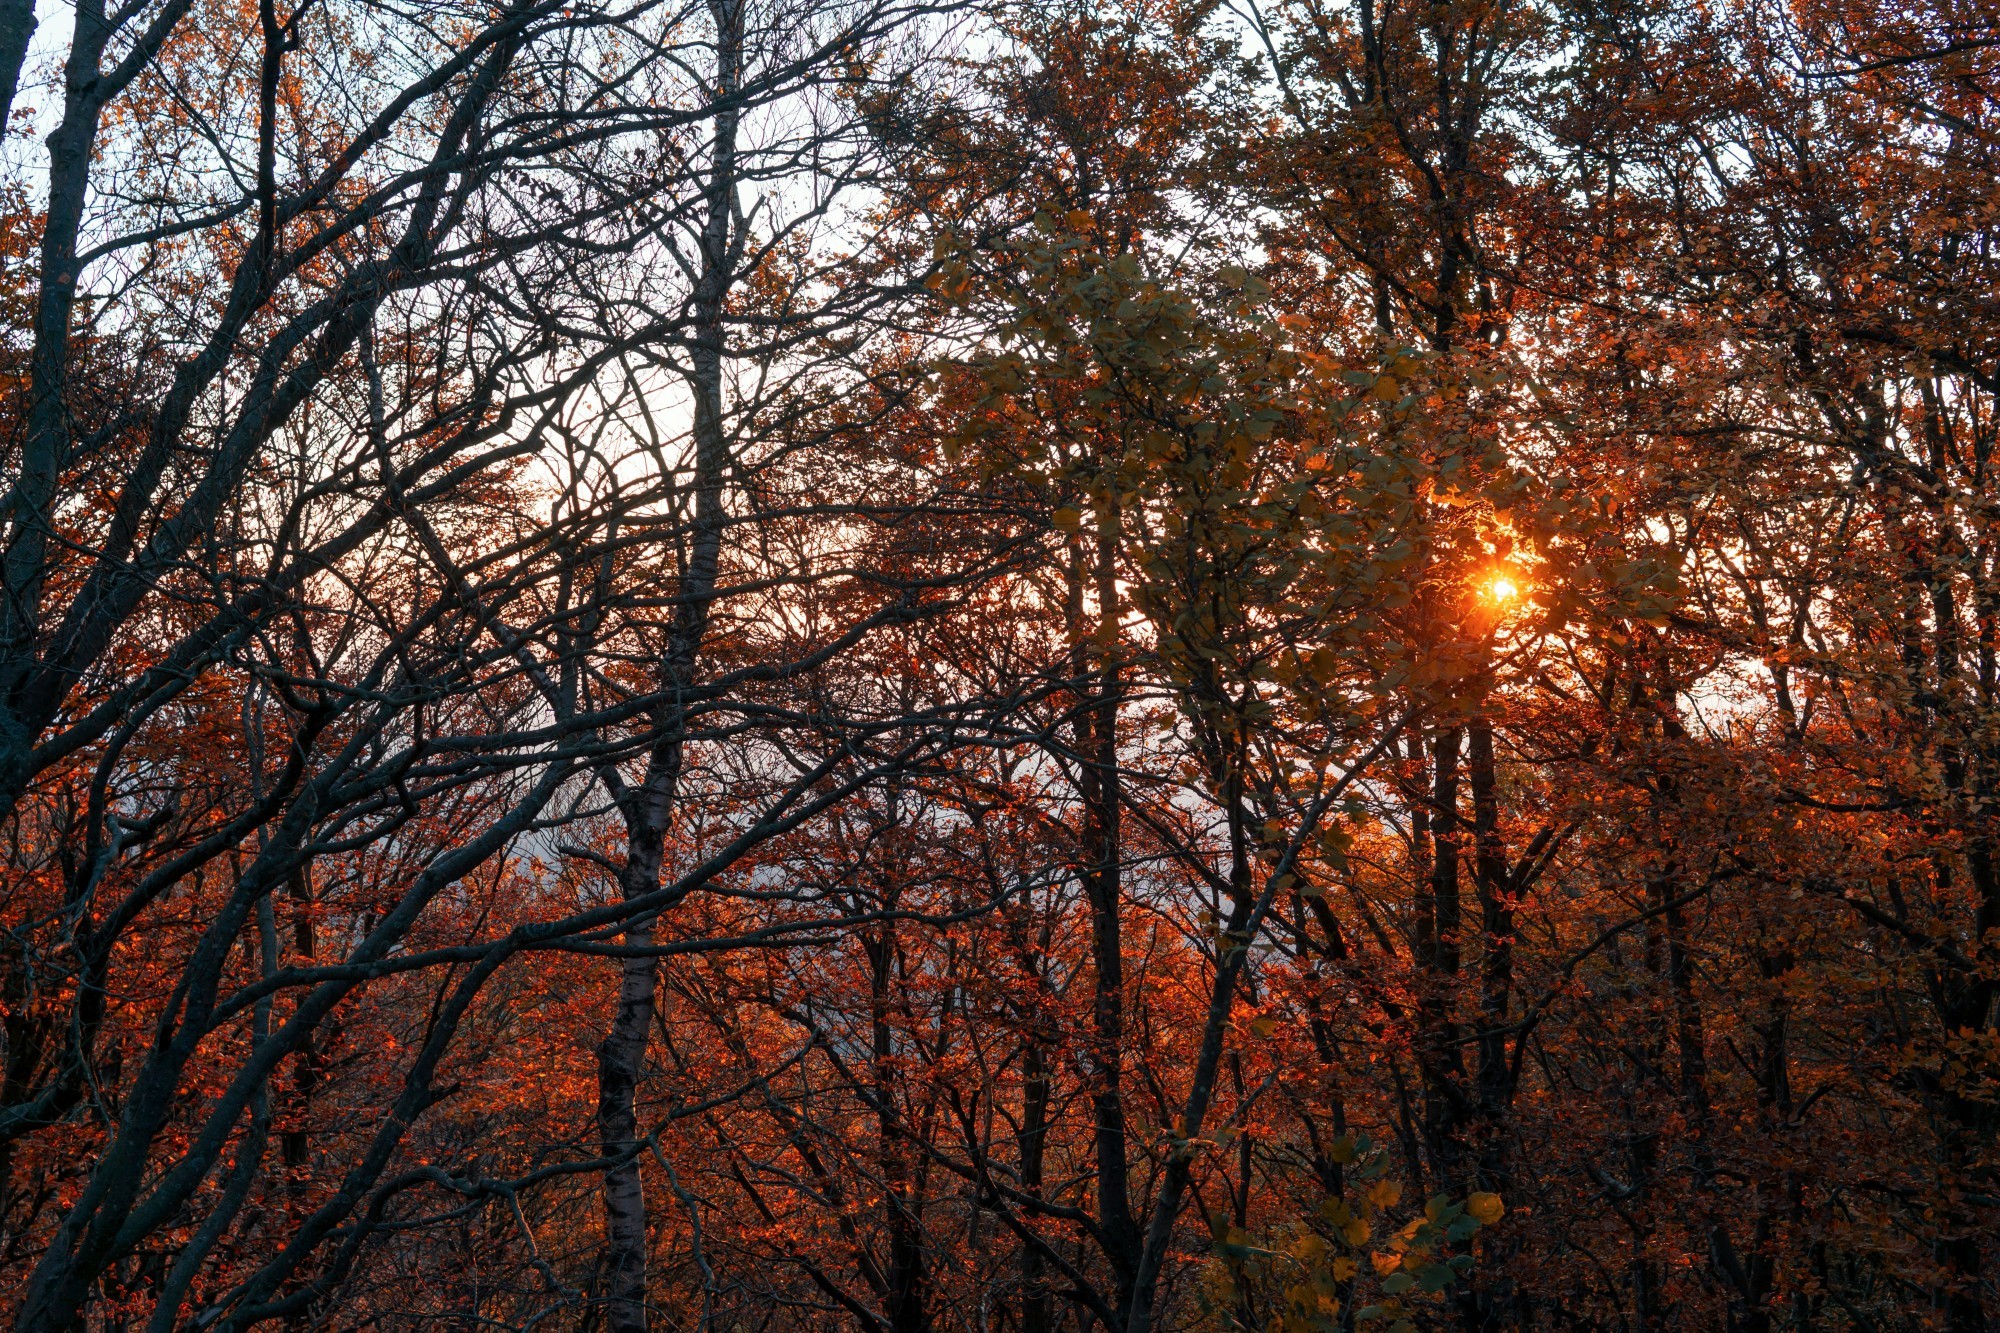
[{"left": 1487, "top": 576, "right": 1520, "bottom": 602}]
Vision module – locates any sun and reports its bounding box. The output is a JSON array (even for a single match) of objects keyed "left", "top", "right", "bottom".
[{"left": 1486, "top": 575, "right": 1520, "bottom": 603}]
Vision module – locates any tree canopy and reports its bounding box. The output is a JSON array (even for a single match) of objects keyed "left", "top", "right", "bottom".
[{"left": 0, "top": 0, "right": 1996, "bottom": 1327}]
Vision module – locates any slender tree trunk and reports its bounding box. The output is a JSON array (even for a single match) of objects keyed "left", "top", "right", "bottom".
[
  {"left": 282, "top": 868, "right": 317, "bottom": 1181},
  {"left": 1466, "top": 715, "right": 1523, "bottom": 1330},
  {"left": 1006, "top": 887, "right": 1055, "bottom": 1333},
  {"left": 1469, "top": 715, "right": 1514, "bottom": 1143},
  {"left": 1420, "top": 726, "right": 1467, "bottom": 1185},
  {"left": 1018, "top": 1033, "right": 1052, "bottom": 1333},
  {"left": 594, "top": 7, "right": 741, "bottom": 1324},
  {"left": 869, "top": 927, "right": 928, "bottom": 1333},
  {"left": 1073, "top": 522, "right": 1142, "bottom": 1313},
  {"left": 597, "top": 824, "right": 669, "bottom": 1333}
]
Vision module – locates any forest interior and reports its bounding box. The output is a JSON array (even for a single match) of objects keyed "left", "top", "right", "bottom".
[{"left": 0, "top": 0, "right": 1994, "bottom": 1325}]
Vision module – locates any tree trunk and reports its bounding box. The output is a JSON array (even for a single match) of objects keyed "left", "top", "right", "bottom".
[
  {"left": 1420, "top": 726, "right": 1468, "bottom": 1185},
  {"left": 1074, "top": 523, "right": 1142, "bottom": 1313},
  {"left": 594, "top": 4, "right": 741, "bottom": 1323}
]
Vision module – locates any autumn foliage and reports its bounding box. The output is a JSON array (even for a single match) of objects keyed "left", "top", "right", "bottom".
[{"left": 0, "top": 0, "right": 1996, "bottom": 1327}]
